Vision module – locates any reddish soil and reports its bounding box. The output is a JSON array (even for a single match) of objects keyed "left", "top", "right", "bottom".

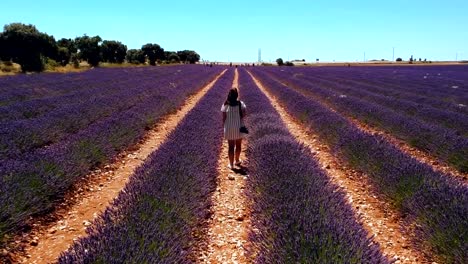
[
  {"left": 193, "top": 69, "right": 252, "bottom": 263},
  {"left": 6, "top": 70, "right": 227, "bottom": 264},
  {"left": 248, "top": 70, "right": 427, "bottom": 263}
]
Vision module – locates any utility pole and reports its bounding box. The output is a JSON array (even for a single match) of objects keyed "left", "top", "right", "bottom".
[
  {"left": 363, "top": 52, "right": 366, "bottom": 62},
  {"left": 392, "top": 47, "right": 395, "bottom": 61},
  {"left": 456, "top": 52, "right": 458, "bottom": 61}
]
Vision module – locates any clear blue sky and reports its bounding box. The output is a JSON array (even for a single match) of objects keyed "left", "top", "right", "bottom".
[{"left": 2, "top": 0, "right": 467, "bottom": 62}]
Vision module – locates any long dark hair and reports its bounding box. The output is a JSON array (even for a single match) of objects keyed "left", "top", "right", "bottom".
[{"left": 224, "top": 88, "right": 239, "bottom": 106}]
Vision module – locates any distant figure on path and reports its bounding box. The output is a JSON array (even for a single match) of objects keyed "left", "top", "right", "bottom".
[{"left": 221, "top": 88, "right": 246, "bottom": 169}]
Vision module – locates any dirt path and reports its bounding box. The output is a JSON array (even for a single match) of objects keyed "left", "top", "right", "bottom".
[
  {"left": 195, "top": 68, "right": 251, "bottom": 263},
  {"left": 12, "top": 70, "right": 227, "bottom": 264},
  {"left": 248, "top": 71, "right": 425, "bottom": 263},
  {"left": 273, "top": 77, "right": 467, "bottom": 182}
]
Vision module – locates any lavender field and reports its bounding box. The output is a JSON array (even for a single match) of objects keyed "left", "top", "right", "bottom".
[
  {"left": 0, "top": 65, "right": 222, "bottom": 239},
  {"left": 249, "top": 65, "right": 467, "bottom": 263},
  {"left": 0, "top": 65, "right": 467, "bottom": 263}
]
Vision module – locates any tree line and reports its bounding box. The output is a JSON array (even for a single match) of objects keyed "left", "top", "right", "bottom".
[{"left": 0, "top": 23, "right": 200, "bottom": 72}]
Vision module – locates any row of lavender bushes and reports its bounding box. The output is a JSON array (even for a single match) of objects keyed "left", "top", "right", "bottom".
[
  {"left": 289, "top": 66, "right": 468, "bottom": 113},
  {"left": 288, "top": 69, "right": 467, "bottom": 136},
  {"left": 260, "top": 68, "right": 468, "bottom": 173},
  {"left": 0, "top": 67, "right": 190, "bottom": 122},
  {"left": 0, "top": 67, "right": 181, "bottom": 106},
  {"left": 58, "top": 69, "right": 233, "bottom": 263},
  {"left": 0, "top": 66, "right": 210, "bottom": 160},
  {"left": 0, "top": 66, "right": 222, "bottom": 240},
  {"left": 355, "top": 66, "right": 468, "bottom": 102},
  {"left": 238, "top": 69, "right": 388, "bottom": 263},
  {"left": 250, "top": 68, "right": 467, "bottom": 263}
]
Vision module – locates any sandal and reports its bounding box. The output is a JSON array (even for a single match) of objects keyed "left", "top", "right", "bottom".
[
  {"left": 235, "top": 160, "right": 243, "bottom": 166},
  {"left": 227, "top": 164, "right": 234, "bottom": 170}
]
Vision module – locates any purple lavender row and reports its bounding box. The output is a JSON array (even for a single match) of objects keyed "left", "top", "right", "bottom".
[
  {"left": 0, "top": 67, "right": 170, "bottom": 105},
  {"left": 249, "top": 68, "right": 467, "bottom": 263},
  {"left": 301, "top": 66, "right": 468, "bottom": 101},
  {"left": 0, "top": 67, "right": 219, "bottom": 162},
  {"left": 238, "top": 69, "right": 388, "bottom": 263},
  {"left": 0, "top": 66, "right": 223, "bottom": 239},
  {"left": 0, "top": 69, "right": 128, "bottom": 106},
  {"left": 260, "top": 68, "right": 468, "bottom": 173},
  {"left": 0, "top": 67, "right": 185, "bottom": 122},
  {"left": 298, "top": 67, "right": 468, "bottom": 114},
  {"left": 0, "top": 73, "right": 84, "bottom": 103},
  {"left": 374, "top": 66, "right": 468, "bottom": 97},
  {"left": 58, "top": 69, "right": 234, "bottom": 263},
  {"left": 0, "top": 66, "right": 215, "bottom": 160},
  {"left": 286, "top": 69, "right": 468, "bottom": 135},
  {"left": 335, "top": 66, "right": 468, "bottom": 110},
  {"left": 306, "top": 67, "right": 468, "bottom": 113},
  {"left": 274, "top": 66, "right": 468, "bottom": 115}
]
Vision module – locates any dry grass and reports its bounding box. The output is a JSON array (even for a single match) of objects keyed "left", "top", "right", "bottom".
[
  {"left": 0, "top": 61, "right": 21, "bottom": 76},
  {"left": 0, "top": 61, "right": 156, "bottom": 77},
  {"left": 46, "top": 64, "right": 90, "bottom": 73}
]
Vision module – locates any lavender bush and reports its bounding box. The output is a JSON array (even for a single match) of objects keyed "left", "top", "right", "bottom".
[
  {"left": 282, "top": 66, "right": 468, "bottom": 111},
  {"left": 239, "top": 69, "right": 388, "bottom": 263},
  {"left": 58, "top": 69, "right": 234, "bottom": 263},
  {"left": 0, "top": 67, "right": 182, "bottom": 107},
  {"left": 0, "top": 66, "right": 222, "bottom": 239},
  {"left": 0, "top": 66, "right": 214, "bottom": 159},
  {"left": 250, "top": 68, "right": 467, "bottom": 263},
  {"left": 291, "top": 70, "right": 468, "bottom": 136},
  {"left": 258, "top": 67, "right": 468, "bottom": 172}
]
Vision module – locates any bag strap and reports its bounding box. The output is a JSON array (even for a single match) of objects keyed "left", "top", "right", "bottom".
[{"left": 238, "top": 101, "right": 243, "bottom": 119}]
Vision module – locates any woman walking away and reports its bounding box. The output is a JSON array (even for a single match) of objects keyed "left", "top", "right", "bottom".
[{"left": 221, "top": 88, "right": 246, "bottom": 169}]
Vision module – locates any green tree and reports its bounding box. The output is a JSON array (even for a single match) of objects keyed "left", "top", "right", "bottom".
[
  {"left": 163, "top": 51, "right": 171, "bottom": 61},
  {"left": 57, "top": 38, "right": 78, "bottom": 54},
  {"left": 142, "top": 43, "right": 164, "bottom": 66},
  {"left": 0, "top": 34, "right": 4, "bottom": 60},
  {"left": 168, "top": 52, "right": 180, "bottom": 63},
  {"left": 42, "top": 34, "right": 58, "bottom": 61},
  {"left": 101, "top": 40, "right": 127, "bottom": 63},
  {"left": 75, "top": 35, "right": 102, "bottom": 67},
  {"left": 57, "top": 38, "right": 77, "bottom": 53},
  {"left": 56, "top": 38, "right": 77, "bottom": 66},
  {"left": 71, "top": 53, "right": 80, "bottom": 68},
  {"left": 177, "top": 50, "right": 188, "bottom": 62},
  {"left": 276, "top": 58, "right": 284, "bottom": 66},
  {"left": 0, "top": 23, "right": 58, "bottom": 72},
  {"left": 186, "top": 51, "right": 200, "bottom": 64},
  {"left": 56, "top": 47, "right": 71, "bottom": 66},
  {"left": 177, "top": 50, "right": 200, "bottom": 64},
  {"left": 126, "top": 49, "right": 145, "bottom": 64}
]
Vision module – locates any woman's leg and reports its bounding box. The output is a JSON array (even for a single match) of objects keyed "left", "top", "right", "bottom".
[
  {"left": 228, "top": 140, "right": 235, "bottom": 167},
  {"left": 235, "top": 139, "right": 242, "bottom": 164}
]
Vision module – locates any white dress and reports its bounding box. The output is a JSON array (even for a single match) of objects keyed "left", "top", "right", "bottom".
[{"left": 221, "top": 101, "right": 246, "bottom": 140}]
